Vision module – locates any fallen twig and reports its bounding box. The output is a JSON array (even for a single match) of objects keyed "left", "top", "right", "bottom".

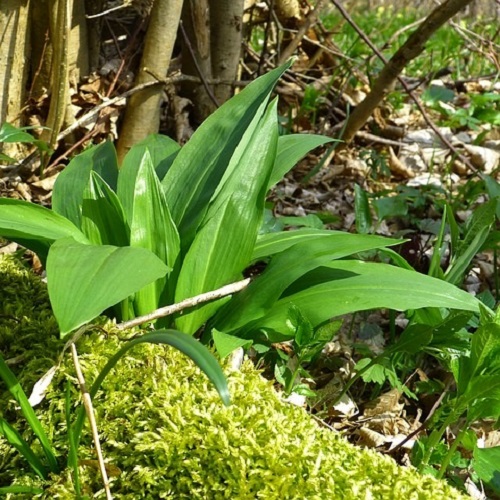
[{"left": 116, "top": 278, "right": 251, "bottom": 331}]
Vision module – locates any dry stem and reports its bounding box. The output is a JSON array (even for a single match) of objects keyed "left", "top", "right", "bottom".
[{"left": 71, "top": 343, "right": 112, "bottom": 500}]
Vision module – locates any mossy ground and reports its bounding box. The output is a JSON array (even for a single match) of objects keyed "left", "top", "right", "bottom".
[{"left": 0, "top": 254, "right": 468, "bottom": 499}]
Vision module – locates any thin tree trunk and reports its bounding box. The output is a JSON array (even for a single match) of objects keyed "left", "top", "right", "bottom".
[
  {"left": 0, "top": 0, "right": 31, "bottom": 126},
  {"left": 116, "top": 0, "right": 184, "bottom": 163},
  {"left": 181, "top": 0, "right": 215, "bottom": 123},
  {"left": 339, "top": 0, "right": 475, "bottom": 145},
  {"left": 209, "top": 0, "right": 245, "bottom": 104},
  {"left": 40, "top": 0, "right": 72, "bottom": 148}
]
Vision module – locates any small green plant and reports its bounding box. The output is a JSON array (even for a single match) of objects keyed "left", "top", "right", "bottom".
[
  {"left": 423, "top": 86, "right": 500, "bottom": 130},
  {"left": 0, "top": 123, "right": 52, "bottom": 164}
]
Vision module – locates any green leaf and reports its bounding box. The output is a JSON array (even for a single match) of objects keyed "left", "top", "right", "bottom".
[
  {"left": 277, "top": 214, "right": 324, "bottom": 229},
  {"left": 0, "top": 354, "right": 58, "bottom": 474},
  {"left": 0, "top": 198, "right": 89, "bottom": 263},
  {"left": 47, "top": 238, "right": 169, "bottom": 336},
  {"left": 428, "top": 208, "right": 447, "bottom": 279},
  {"left": 288, "top": 304, "right": 314, "bottom": 348},
  {"left": 354, "top": 184, "right": 372, "bottom": 234},
  {"left": 118, "top": 137, "right": 180, "bottom": 222},
  {"left": 373, "top": 196, "right": 408, "bottom": 221},
  {"left": 470, "top": 322, "right": 500, "bottom": 378},
  {"left": 0, "top": 122, "right": 37, "bottom": 143},
  {"left": 52, "top": 142, "right": 118, "bottom": 228},
  {"left": 212, "top": 329, "right": 252, "bottom": 359},
  {"left": 445, "top": 199, "right": 497, "bottom": 285},
  {"left": 393, "top": 324, "right": 433, "bottom": 354},
  {"left": 215, "top": 233, "right": 401, "bottom": 333},
  {"left": 0, "top": 418, "right": 47, "bottom": 479},
  {"left": 250, "top": 260, "right": 481, "bottom": 334},
  {"left": 119, "top": 133, "right": 180, "bottom": 180},
  {"left": 422, "top": 85, "right": 455, "bottom": 105},
  {"left": 118, "top": 150, "right": 180, "bottom": 314},
  {"left": 162, "top": 61, "right": 291, "bottom": 249},
  {"left": 268, "top": 134, "right": 334, "bottom": 189},
  {"left": 175, "top": 99, "right": 279, "bottom": 334},
  {"left": 0, "top": 486, "right": 45, "bottom": 495},
  {"left": 472, "top": 446, "right": 500, "bottom": 494},
  {"left": 252, "top": 228, "right": 341, "bottom": 261},
  {"left": 81, "top": 171, "right": 130, "bottom": 246}
]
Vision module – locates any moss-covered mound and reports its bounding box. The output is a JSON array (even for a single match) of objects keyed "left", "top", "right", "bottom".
[{"left": 0, "top": 255, "right": 468, "bottom": 499}]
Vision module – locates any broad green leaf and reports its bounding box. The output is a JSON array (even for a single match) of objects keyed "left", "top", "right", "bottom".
[
  {"left": 248, "top": 260, "right": 481, "bottom": 335},
  {"left": 0, "top": 198, "right": 89, "bottom": 262},
  {"left": 268, "top": 134, "right": 334, "bottom": 189},
  {"left": 47, "top": 238, "right": 168, "bottom": 336},
  {"left": 472, "top": 446, "right": 500, "bottom": 494},
  {"left": 175, "top": 99, "right": 279, "bottom": 334},
  {"left": 52, "top": 142, "right": 118, "bottom": 227},
  {"left": 73, "top": 330, "right": 230, "bottom": 447},
  {"left": 117, "top": 136, "right": 180, "bottom": 221},
  {"left": 215, "top": 233, "right": 401, "bottom": 333},
  {"left": 119, "top": 150, "right": 180, "bottom": 314},
  {"left": 252, "top": 228, "right": 342, "bottom": 261},
  {"left": 81, "top": 171, "right": 129, "bottom": 246},
  {"left": 212, "top": 329, "right": 252, "bottom": 359},
  {"left": 162, "top": 61, "right": 292, "bottom": 249},
  {"left": 0, "top": 354, "right": 58, "bottom": 473}
]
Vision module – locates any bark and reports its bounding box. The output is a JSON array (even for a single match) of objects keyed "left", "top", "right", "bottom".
[
  {"left": 209, "top": 0, "right": 245, "bottom": 104},
  {"left": 40, "top": 0, "right": 72, "bottom": 148},
  {"left": 116, "top": 0, "right": 184, "bottom": 163},
  {"left": 339, "top": 0, "right": 476, "bottom": 145},
  {"left": 181, "top": 0, "right": 215, "bottom": 123},
  {"left": 0, "top": 0, "right": 31, "bottom": 126}
]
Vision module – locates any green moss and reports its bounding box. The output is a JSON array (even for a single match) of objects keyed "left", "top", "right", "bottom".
[{"left": 0, "top": 255, "right": 468, "bottom": 499}]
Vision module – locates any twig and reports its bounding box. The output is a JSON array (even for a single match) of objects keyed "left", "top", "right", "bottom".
[
  {"left": 71, "top": 343, "right": 112, "bottom": 500},
  {"left": 144, "top": 68, "right": 250, "bottom": 87},
  {"left": 277, "top": 0, "right": 328, "bottom": 66},
  {"left": 86, "top": 2, "right": 130, "bottom": 19},
  {"left": 179, "top": 21, "right": 220, "bottom": 108},
  {"left": 330, "top": 0, "right": 482, "bottom": 177},
  {"left": 116, "top": 278, "right": 251, "bottom": 331},
  {"left": 387, "top": 377, "right": 452, "bottom": 455},
  {"left": 56, "top": 79, "right": 165, "bottom": 143}
]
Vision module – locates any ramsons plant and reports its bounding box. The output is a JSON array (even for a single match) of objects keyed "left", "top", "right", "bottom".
[
  {"left": 0, "top": 61, "right": 489, "bottom": 494},
  {"left": 0, "top": 60, "right": 482, "bottom": 352}
]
